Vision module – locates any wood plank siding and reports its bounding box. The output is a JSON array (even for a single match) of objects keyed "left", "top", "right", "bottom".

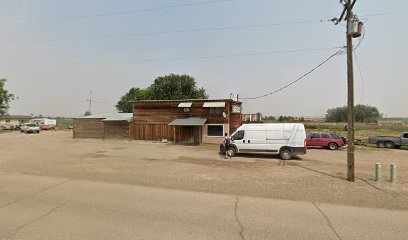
[
  {"left": 132, "top": 99, "right": 242, "bottom": 142},
  {"left": 103, "top": 121, "right": 130, "bottom": 139},
  {"left": 73, "top": 119, "right": 104, "bottom": 139}
]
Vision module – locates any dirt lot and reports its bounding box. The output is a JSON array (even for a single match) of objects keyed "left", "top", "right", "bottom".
[{"left": 1, "top": 131, "right": 408, "bottom": 210}]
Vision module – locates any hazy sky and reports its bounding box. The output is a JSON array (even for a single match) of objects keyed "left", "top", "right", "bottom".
[{"left": 1, "top": 0, "right": 407, "bottom": 117}]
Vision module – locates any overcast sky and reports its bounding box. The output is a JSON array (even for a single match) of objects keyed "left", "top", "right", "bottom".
[{"left": 0, "top": 0, "right": 407, "bottom": 117}]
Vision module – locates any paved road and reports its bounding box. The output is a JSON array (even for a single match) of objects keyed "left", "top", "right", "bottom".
[{"left": 1, "top": 173, "right": 407, "bottom": 240}]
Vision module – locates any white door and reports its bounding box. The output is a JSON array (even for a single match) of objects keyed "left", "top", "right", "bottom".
[{"left": 243, "top": 125, "right": 267, "bottom": 152}]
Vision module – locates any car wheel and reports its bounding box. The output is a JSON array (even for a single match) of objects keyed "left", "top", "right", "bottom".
[
  {"left": 280, "top": 148, "right": 292, "bottom": 160},
  {"left": 377, "top": 141, "right": 385, "bottom": 148},
  {"left": 328, "top": 142, "right": 338, "bottom": 150},
  {"left": 384, "top": 141, "right": 395, "bottom": 149}
]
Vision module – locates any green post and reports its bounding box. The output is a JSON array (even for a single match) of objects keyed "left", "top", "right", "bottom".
[
  {"left": 375, "top": 163, "right": 381, "bottom": 182},
  {"left": 390, "top": 164, "right": 397, "bottom": 182}
]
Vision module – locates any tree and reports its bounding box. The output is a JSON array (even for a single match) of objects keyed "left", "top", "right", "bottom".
[
  {"left": 116, "top": 87, "right": 148, "bottom": 113},
  {"left": 116, "top": 74, "right": 208, "bottom": 113},
  {"left": 326, "top": 104, "right": 381, "bottom": 122},
  {"left": 0, "top": 79, "right": 15, "bottom": 116},
  {"left": 147, "top": 74, "right": 208, "bottom": 100},
  {"left": 84, "top": 111, "right": 92, "bottom": 116}
]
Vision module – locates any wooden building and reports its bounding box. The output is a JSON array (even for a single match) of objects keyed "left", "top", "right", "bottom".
[
  {"left": 132, "top": 99, "right": 242, "bottom": 144},
  {"left": 73, "top": 113, "right": 133, "bottom": 139}
]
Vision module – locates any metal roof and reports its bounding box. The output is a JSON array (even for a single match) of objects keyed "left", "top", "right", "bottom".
[
  {"left": 75, "top": 113, "right": 133, "bottom": 122},
  {"left": 168, "top": 117, "right": 207, "bottom": 126},
  {"left": 178, "top": 102, "right": 193, "bottom": 108},
  {"left": 202, "top": 102, "right": 226, "bottom": 108}
]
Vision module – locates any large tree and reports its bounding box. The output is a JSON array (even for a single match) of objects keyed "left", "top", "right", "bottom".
[
  {"left": 116, "top": 74, "right": 208, "bottom": 113},
  {"left": 0, "top": 79, "right": 15, "bottom": 116},
  {"left": 116, "top": 87, "right": 148, "bottom": 113},
  {"left": 147, "top": 74, "right": 208, "bottom": 100},
  {"left": 326, "top": 104, "right": 381, "bottom": 122}
]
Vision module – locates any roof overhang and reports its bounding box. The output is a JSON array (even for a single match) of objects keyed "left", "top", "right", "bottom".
[
  {"left": 178, "top": 102, "right": 193, "bottom": 108},
  {"left": 168, "top": 118, "right": 207, "bottom": 126},
  {"left": 202, "top": 102, "right": 225, "bottom": 108}
]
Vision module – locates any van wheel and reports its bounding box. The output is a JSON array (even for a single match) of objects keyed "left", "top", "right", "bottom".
[
  {"left": 230, "top": 147, "right": 237, "bottom": 157},
  {"left": 377, "top": 141, "right": 385, "bottom": 148},
  {"left": 280, "top": 148, "right": 292, "bottom": 160},
  {"left": 384, "top": 141, "right": 395, "bottom": 149},
  {"left": 328, "top": 143, "right": 338, "bottom": 150}
]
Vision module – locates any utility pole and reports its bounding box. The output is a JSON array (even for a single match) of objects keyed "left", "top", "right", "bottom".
[
  {"left": 346, "top": 1, "right": 355, "bottom": 182},
  {"left": 334, "top": 0, "right": 361, "bottom": 182},
  {"left": 87, "top": 90, "right": 93, "bottom": 113}
]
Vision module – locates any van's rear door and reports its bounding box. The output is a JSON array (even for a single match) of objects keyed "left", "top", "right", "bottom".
[{"left": 266, "top": 124, "right": 284, "bottom": 152}]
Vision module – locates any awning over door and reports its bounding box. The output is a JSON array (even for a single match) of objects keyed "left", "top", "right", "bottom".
[
  {"left": 168, "top": 117, "right": 207, "bottom": 126},
  {"left": 203, "top": 102, "right": 225, "bottom": 108},
  {"left": 178, "top": 102, "right": 193, "bottom": 108}
]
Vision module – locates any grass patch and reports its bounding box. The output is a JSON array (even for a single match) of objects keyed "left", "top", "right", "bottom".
[{"left": 56, "top": 118, "right": 73, "bottom": 129}]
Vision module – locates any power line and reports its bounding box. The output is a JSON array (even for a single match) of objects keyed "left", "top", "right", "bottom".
[
  {"left": 62, "top": 46, "right": 342, "bottom": 65},
  {"left": 37, "top": 0, "right": 232, "bottom": 23},
  {"left": 38, "top": 19, "right": 328, "bottom": 42},
  {"left": 239, "top": 48, "right": 344, "bottom": 100},
  {"left": 353, "top": 49, "right": 365, "bottom": 105}
]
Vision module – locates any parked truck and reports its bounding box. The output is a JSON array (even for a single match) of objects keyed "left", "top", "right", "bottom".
[{"left": 368, "top": 133, "right": 408, "bottom": 149}]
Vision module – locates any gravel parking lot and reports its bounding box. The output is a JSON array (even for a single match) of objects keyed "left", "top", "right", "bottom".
[{"left": 1, "top": 131, "right": 408, "bottom": 210}]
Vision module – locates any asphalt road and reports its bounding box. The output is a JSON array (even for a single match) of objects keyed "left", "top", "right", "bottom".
[{"left": 1, "top": 173, "right": 407, "bottom": 240}]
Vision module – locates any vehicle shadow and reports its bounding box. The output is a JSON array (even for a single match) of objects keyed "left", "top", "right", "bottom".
[{"left": 231, "top": 153, "right": 303, "bottom": 161}]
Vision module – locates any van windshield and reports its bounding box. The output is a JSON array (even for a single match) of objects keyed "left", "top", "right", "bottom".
[{"left": 232, "top": 130, "right": 244, "bottom": 140}]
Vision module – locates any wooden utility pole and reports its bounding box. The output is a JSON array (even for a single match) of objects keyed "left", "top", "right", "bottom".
[{"left": 346, "top": 1, "right": 355, "bottom": 182}]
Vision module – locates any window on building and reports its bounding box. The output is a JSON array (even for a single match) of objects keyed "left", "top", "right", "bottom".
[
  {"left": 207, "top": 125, "right": 224, "bottom": 137},
  {"left": 209, "top": 108, "right": 222, "bottom": 115},
  {"left": 183, "top": 108, "right": 190, "bottom": 112},
  {"left": 232, "top": 130, "right": 245, "bottom": 140},
  {"left": 321, "top": 133, "right": 329, "bottom": 139}
]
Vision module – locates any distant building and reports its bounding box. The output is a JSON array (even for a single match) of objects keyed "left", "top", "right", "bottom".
[
  {"left": 0, "top": 115, "right": 32, "bottom": 126},
  {"left": 303, "top": 116, "right": 326, "bottom": 122},
  {"left": 242, "top": 113, "right": 263, "bottom": 123}
]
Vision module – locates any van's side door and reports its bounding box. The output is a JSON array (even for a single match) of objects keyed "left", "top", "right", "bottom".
[{"left": 243, "top": 125, "right": 267, "bottom": 151}]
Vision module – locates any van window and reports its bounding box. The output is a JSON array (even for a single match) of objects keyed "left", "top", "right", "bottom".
[
  {"left": 321, "top": 133, "right": 329, "bottom": 139},
  {"left": 403, "top": 133, "right": 408, "bottom": 138},
  {"left": 232, "top": 130, "right": 245, "bottom": 140},
  {"left": 207, "top": 125, "right": 223, "bottom": 137},
  {"left": 311, "top": 133, "right": 320, "bottom": 138}
]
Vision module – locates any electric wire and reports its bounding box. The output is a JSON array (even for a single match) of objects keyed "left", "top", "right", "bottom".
[
  {"left": 37, "top": 0, "right": 232, "bottom": 22},
  {"left": 239, "top": 48, "right": 345, "bottom": 100},
  {"left": 38, "top": 19, "right": 329, "bottom": 42},
  {"left": 63, "top": 46, "right": 342, "bottom": 64},
  {"left": 353, "top": 50, "right": 365, "bottom": 105}
]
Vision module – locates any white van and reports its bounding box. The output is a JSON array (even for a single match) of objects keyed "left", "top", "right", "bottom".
[{"left": 226, "top": 123, "right": 307, "bottom": 160}]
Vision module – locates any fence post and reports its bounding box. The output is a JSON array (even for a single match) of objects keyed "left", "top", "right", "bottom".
[
  {"left": 390, "top": 164, "right": 397, "bottom": 182},
  {"left": 375, "top": 163, "right": 381, "bottom": 182}
]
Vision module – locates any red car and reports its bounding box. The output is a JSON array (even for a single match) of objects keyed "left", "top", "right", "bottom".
[{"left": 306, "top": 132, "right": 345, "bottom": 150}]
